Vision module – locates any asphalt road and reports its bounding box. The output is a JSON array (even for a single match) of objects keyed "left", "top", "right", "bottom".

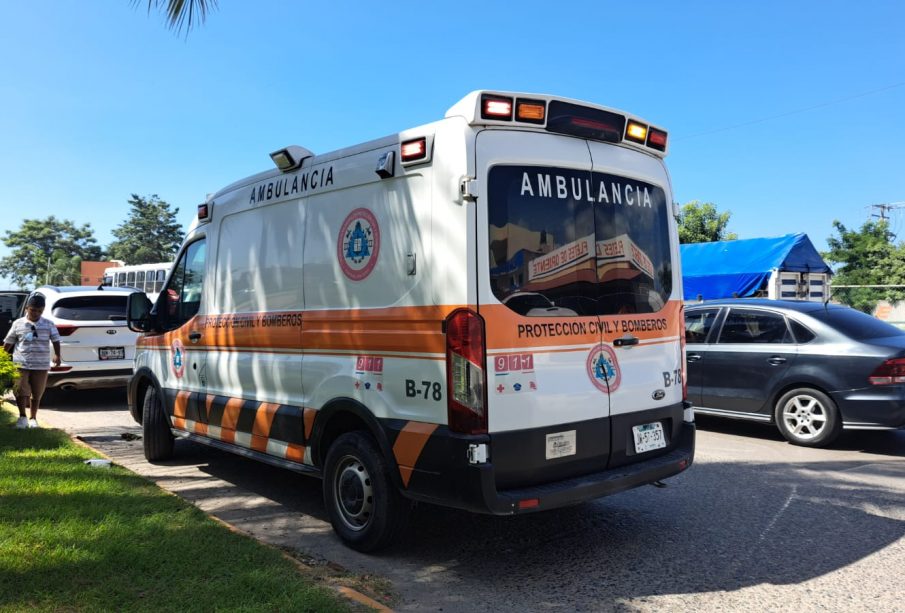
[{"left": 36, "top": 389, "right": 905, "bottom": 612}]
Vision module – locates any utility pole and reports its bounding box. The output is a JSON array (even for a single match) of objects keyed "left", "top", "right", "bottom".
[{"left": 868, "top": 202, "right": 905, "bottom": 220}]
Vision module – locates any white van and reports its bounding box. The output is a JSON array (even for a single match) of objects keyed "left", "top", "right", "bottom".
[{"left": 127, "top": 91, "right": 695, "bottom": 551}]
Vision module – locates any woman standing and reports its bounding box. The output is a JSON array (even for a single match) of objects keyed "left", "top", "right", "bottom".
[{"left": 3, "top": 295, "right": 61, "bottom": 428}]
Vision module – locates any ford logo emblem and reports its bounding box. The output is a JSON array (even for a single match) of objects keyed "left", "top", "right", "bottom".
[
  {"left": 106, "top": 329, "right": 117, "bottom": 335},
  {"left": 652, "top": 389, "right": 665, "bottom": 400}
]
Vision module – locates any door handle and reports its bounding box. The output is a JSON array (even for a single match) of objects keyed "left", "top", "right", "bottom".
[
  {"left": 686, "top": 353, "right": 702, "bottom": 362},
  {"left": 188, "top": 331, "right": 202, "bottom": 344},
  {"left": 613, "top": 335, "right": 639, "bottom": 348},
  {"left": 767, "top": 356, "right": 787, "bottom": 366}
]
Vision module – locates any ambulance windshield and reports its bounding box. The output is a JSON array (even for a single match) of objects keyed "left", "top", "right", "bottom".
[{"left": 488, "top": 165, "right": 672, "bottom": 316}]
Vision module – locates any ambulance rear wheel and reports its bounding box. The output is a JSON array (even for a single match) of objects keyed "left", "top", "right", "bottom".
[
  {"left": 142, "top": 386, "right": 174, "bottom": 461},
  {"left": 323, "top": 431, "right": 411, "bottom": 552}
]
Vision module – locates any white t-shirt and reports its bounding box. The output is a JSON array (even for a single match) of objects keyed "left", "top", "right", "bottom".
[{"left": 4, "top": 316, "right": 60, "bottom": 370}]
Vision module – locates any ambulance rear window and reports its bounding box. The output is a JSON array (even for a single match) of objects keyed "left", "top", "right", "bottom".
[{"left": 488, "top": 165, "right": 672, "bottom": 316}]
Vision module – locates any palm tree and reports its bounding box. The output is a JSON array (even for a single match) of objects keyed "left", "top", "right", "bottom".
[{"left": 137, "top": 0, "right": 217, "bottom": 34}]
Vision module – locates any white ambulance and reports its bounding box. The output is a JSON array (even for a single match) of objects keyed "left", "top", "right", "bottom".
[{"left": 127, "top": 91, "right": 695, "bottom": 551}]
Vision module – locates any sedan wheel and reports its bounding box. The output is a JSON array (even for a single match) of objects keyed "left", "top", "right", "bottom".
[{"left": 774, "top": 387, "right": 841, "bottom": 447}]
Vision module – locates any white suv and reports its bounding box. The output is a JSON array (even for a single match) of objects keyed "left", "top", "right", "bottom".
[{"left": 27, "top": 286, "right": 140, "bottom": 391}]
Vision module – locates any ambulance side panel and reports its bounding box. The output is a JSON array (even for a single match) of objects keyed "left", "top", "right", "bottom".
[
  {"left": 300, "top": 141, "right": 446, "bottom": 432},
  {"left": 206, "top": 197, "right": 305, "bottom": 407}
]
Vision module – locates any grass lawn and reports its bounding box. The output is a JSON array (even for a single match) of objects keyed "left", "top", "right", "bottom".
[{"left": 0, "top": 403, "right": 352, "bottom": 612}]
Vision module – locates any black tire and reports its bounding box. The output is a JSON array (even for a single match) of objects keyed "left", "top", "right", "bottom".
[
  {"left": 774, "top": 387, "right": 842, "bottom": 447},
  {"left": 142, "top": 386, "right": 174, "bottom": 461},
  {"left": 322, "top": 431, "right": 412, "bottom": 552}
]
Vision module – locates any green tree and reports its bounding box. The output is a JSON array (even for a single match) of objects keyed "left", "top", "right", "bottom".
[
  {"left": 0, "top": 217, "right": 102, "bottom": 289},
  {"left": 137, "top": 0, "right": 217, "bottom": 34},
  {"left": 677, "top": 201, "right": 738, "bottom": 244},
  {"left": 107, "top": 194, "right": 184, "bottom": 265},
  {"left": 823, "top": 219, "right": 905, "bottom": 313}
]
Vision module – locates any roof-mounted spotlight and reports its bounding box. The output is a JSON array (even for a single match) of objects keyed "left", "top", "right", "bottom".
[
  {"left": 269, "top": 145, "right": 315, "bottom": 172},
  {"left": 375, "top": 150, "right": 395, "bottom": 179}
]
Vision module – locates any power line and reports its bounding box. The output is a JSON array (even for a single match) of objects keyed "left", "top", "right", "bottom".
[
  {"left": 675, "top": 80, "right": 905, "bottom": 141},
  {"left": 866, "top": 202, "right": 905, "bottom": 221}
]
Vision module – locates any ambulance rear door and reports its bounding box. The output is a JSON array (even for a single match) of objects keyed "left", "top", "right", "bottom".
[
  {"left": 587, "top": 141, "right": 684, "bottom": 468},
  {"left": 476, "top": 129, "right": 610, "bottom": 489}
]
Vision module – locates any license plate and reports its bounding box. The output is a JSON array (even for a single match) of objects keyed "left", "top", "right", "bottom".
[
  {"left": 545, "top": 430, "right": 576, "bottom": 460},
  {"left": 99, "top": 346, "right": 125, "bottom": 360},
  {"left": 632, "top": 422, "right": 666, "bottom": 453}
]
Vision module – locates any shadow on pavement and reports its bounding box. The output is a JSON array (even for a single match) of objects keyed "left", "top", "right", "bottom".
[
  {"left": 696, "top": 414, "right": 905, "bottom": 457},
  {"left": 43, "top": 387, "right": 129, "bottom": 412},
  {"left": 128, "top": 431, "right": 905, "bottom": 610},
  {"left": 37, "top": 394, "right": 905, "bottom": 610}
]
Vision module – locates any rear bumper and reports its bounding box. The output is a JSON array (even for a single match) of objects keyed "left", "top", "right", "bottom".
[
  {"left": 47, "top": 368, "right": 132, "bottom": 390},
  {"left": 831, "top": 387, "right": 905, "bottom": 429},
  {"left": 399, "top": 420, "right": 695, "bottom": 515}
]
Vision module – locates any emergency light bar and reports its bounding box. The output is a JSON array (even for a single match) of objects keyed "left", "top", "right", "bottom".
[{"left": 448, "top": 91, "right": 669, "bottom": 155}]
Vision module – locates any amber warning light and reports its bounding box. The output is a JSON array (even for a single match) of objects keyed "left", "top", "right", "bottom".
[
  {"left": 625, "top": 120, "right": 648, "bottom": 144},
  {"left": 516, "top": 99, "right": 546, "bottom": 124}
]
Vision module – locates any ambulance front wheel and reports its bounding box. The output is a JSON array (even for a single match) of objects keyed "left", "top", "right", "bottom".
[
  {"left": 323, "top": 431, "right": 412, "bottom": 552},
  {"left": 142, "top": 386, "right": 174, "bottom": 461}
]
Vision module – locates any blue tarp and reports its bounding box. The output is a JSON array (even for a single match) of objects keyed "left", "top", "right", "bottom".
[{"left": 680, "top": 233, "right": 831, "bottom": 300}]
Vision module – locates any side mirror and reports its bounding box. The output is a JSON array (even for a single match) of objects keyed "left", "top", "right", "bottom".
[{"left": 127, "top": 293, "right": 154, "bottom": 333}]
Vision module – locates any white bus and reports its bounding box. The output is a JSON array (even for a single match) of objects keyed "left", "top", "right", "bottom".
[{"left": 103, "top": 262, "right": 172, "bottom": 301}]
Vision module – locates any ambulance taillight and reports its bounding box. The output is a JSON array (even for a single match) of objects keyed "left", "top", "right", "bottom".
[{"left": 446, "top": 309, "right": 488, "bottom": 434}]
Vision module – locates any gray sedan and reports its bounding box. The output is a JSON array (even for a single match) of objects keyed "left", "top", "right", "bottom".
[{"left": 684, "top": 299, "right": 905, "bottom": 447}]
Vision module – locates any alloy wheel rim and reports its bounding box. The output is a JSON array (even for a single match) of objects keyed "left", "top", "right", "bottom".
[{"left": 781, "top": 395, "right": 827, "bottom": 440}]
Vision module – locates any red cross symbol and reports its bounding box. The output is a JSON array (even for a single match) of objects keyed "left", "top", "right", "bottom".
[
  {"left": 354, "top": 381, "right": 361, "bottom": 389},
  {"left": 496, "top": 384, "right": 505, "bottom": 393}
]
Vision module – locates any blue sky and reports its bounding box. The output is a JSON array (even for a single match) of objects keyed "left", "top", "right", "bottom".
[{"left": 1, "top": 1, "right": 903, "bottom": 284}]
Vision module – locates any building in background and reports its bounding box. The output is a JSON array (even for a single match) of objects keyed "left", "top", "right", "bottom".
[{"left": 81, "top": 260, "right": 122, "bottom": 286}]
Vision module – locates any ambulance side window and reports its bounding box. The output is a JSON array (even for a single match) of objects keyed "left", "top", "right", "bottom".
[{"left": 161, "top": 239, "right": 206, "bottom": 330}]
